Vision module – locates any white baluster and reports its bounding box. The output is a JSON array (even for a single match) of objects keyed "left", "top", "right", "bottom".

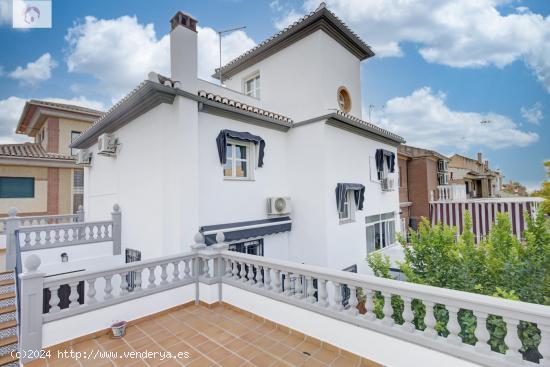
[
  {"left": 86, "top": 279, "right": 97, "bottom": 304},
  {"left": 473, "top": 311, "right": 491, "bottom": 353},
  {"left": 538, "top": 324, "right": 550, "bottom": 367},
  {"left": 347, "top": 285, "right": 358, "bottom": 315},
  {"left": 382, "top": 293, "right": 394, "bottom": 326},
  {"left": 172, "top": 261, "right": 180, "bottom": 281},
  {"left": 24, "top": 232, "right": 31, "bottom": 248},
  {"left": 264, "top": 267, "right": 271, "bottom": 290},
  {"left": 273, "top": 269, "right": 281, "bottom": 293},
  {"left": 68, "top": 282, "right": 80, "bottom": 308},
  {"left": 54, "top": 228, "right": 60, "bottom": 243},
  {"left": 49, "top": 286, "right": 61, "bottom": 313},
  {"left": 184, "top": 259, "right": 191, "bottom": 279},
  {"left": 120, "top": 272, "right": 128, "bottom": 296},
  {"left": 160, "top": 264, "right": 168, "bottom": 285},
  {"left": 62, "top": 229, "right": 69, "bottom": 242},
  {"left": 364, "top": 289, "right": 376, "bottom": 321},
  {"left": 446, "top": 306, "right": 462, "bottom": 345},
  {"left": 255, "top": 265, "right": 263, "bottom": 288},
  {"left": 224, "top": 259, "right": 232, "bottom": 278},
  {"left": 231, "top": 261, "right": 239, "bottom": 280},
  {"left": 202, "top": 257, "right": 210, "bottom": 278},
  {"left": 295, "top": 276, "right": 303, "bottom": 299},
  {"left": 423, "top": 301, "right": 438, "bottom": 338},
  {"left": 402, "top": 296, "right": 415, "bottom": 333},
  {"left": 306, "top": 277, "right": 315, "bottom": 303},
  {"left": 239, "top": 262, "right": 247, "bottom": 282},
  {"left": 283, "top": 272, "right": 291, "bottom": 295},
  {"left": 503, "top": 317, "right": 522, "bottom": 363},
  {"left": 104, "top": 275, "right": 113, "bottom": 300},
  {"left": 247, "top": 263, "right": 255, "bottom": 285},
  {"left": 134, "top": 270, "right": 142, "bottom": 292},
  {"left": 317, "top": 279, "right": 328, "bottom": 307},
  {"left": 333, "top": 282, "right": 343, "bottom": 311},
  {"left": 44, "top": 229, "right": 51, "bottom": 245},
  {"left": 147, "top": 266, "right": 156, "bottom": 289}
]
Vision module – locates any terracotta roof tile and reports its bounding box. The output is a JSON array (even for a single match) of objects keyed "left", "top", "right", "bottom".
[
  {"left": 197, "top": 90, "right": 293, "bottom": 125},
  {"left": 333, "top": 110, "right": 405, "bottom": 143},
  {"left": 0, "top": 143, "right": 74, "bottom": 161}
]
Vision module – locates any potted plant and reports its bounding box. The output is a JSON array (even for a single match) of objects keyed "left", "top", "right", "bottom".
[{"left": 110, "top": 320, "right": 127, "bottom": 338}]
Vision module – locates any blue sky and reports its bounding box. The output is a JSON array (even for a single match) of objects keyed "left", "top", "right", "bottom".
[{"left": 0, "top": 0, "right": 548, "bottom": 190}]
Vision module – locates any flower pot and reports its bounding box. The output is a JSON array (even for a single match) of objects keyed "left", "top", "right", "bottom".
[{"left": 111, "top": 321, "right": 127, "bottom": 338}]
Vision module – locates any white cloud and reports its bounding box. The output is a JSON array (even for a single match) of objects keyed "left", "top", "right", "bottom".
[
  {"left": 275, "top": 0, "right": 550, "bottom": 92},
  {"left": 0, "top": 0, "right": 10, "bottom": 25},
  {"left": 373, "top": 87, "right": 539, "bottom": 151},
  {"left": 65, "top": 15, "right": 256, "bottom": 101},
  {"left": 521, "top": 102, "right": 543, "bottom": 124},
  {"left": 0, "top": 96, "right": 104, "bottom": 144},
  {"left": 8, "top": 53, "right": 57, "bottom": 86},
  {"left": 0, "top": 97, "right": 28, "bottom": 144}
]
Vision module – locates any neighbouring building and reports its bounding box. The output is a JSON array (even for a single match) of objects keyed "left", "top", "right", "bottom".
[
  {"left": 397, "top": 144, "right": 449, "bottom": 230},
  {"left": 449, "top": 152, "right": 503, "bottom": 198},
  {"left": 0, "top": 100, "right": 103, "bottom": 220},
  {"left": 71, "top": 5, "right": 405, "bottom": 274}
]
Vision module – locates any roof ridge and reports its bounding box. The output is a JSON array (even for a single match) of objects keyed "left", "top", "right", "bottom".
[{"left": 215, "top": 4, "right": 372, "bottom": 76}]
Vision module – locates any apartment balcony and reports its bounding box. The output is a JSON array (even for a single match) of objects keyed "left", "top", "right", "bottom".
[
  {"left": 430, "top": 184, "right": 467, "bottom": 202},
  {"left": 14, "top": 232, "right": 550, "bottom": 367}
]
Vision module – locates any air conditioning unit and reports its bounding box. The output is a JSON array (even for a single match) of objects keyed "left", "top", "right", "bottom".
[
  {"left": 267, "top": 197, "right": 292, "bottom": 216},
  {"left": 97, "top": 133, "right": 118, "bottom": 156},
  {"left": 381, "top": 178, "right": 394, "bottom": 192},
  {"left": 76, "top": 150, "right": 92, "bottom": 165}
]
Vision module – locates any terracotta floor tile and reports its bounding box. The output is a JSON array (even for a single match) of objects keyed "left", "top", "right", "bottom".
[
  {"left": 186, "top": 334, "right": 209, "bottom": 347},
  {"left": 301, "top": 358, "right": 327, "bottom": 367},
  {"left": 330, "top": 356, "right": 361, "bottom": 367},
  {"left": 217, "top": 353, "right": 247, "bottom": 367},
  {"left": 265, "top": 342, "right": 292, "bottom": 359},
  {"left": 185, "top": 356, "right": 217, "bottom": 367},
  {"left": 205, "top": 346, "right": 233, "bottom": 361},
  {"left": 195, "top": 340, "right": 219, "bottom": 355},
  {"left": 281, "top": 350, "right": 309, "bottom": 366},
  {"left": 310, "top": 349, "right": 339, "bottom": 364},
  {"left": 234, "top": 344, "right": 262, "bottom": 361},
  {"left": 249, "top": 353, "right": 279, "bottom": 367},
  {"left": 295, "top": 341, "right": 321, "bottom": 355}
]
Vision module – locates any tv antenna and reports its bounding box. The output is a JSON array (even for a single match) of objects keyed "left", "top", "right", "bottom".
[
  {"left": 368, "top": 105, "right": 374, "bottom": 121},
  {"left": 217, "top": 26, "right": 246, "bottom": 85}
]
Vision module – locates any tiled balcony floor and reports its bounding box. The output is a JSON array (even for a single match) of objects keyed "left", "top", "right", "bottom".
[{"left": 29, "top": 304, "right": 382, "bottom": 367}]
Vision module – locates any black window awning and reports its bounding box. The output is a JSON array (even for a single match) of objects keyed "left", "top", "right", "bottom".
[
  {"left": 216, "top": 130, "right": 266, "bottom": 167},
  {"left": 375, "top": 149, "right": 395, "bottom": 173},
  {"left": 335, "top": 183, "right": 365, "bottom": 213},
  {"left": 200, "top": 216, "right": 291, "bottom": 245}
]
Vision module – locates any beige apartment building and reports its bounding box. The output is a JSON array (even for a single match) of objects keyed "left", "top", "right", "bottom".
[
  {"left": 0, "top": 100, "right": 102, "bottom": 218},
  {"left": 448, "top": 152, "right": 503, "bottom": 198}
]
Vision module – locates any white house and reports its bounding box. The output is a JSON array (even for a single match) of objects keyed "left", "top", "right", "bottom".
[{"left": 71, "top": 4, "right": 405, "bottom": 274}]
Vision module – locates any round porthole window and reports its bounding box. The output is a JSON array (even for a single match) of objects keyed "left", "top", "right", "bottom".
[{"left": 337, "top": 87, "right": 352, "bottom": 113}]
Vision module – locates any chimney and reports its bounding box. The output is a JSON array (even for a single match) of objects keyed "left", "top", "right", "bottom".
[
  {"left": 485, "top": 160, "right": 489, "bottom": 170},
  {"left": 477, "top": 152, "right": 482, "bottom": 164},
  {"left": 170, "top": 11, "right": 198, "bottom": 91}
]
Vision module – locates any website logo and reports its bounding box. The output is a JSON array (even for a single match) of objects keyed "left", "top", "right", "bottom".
[{"left": 12, "top": 0, "right": 52, "bottom": 28}]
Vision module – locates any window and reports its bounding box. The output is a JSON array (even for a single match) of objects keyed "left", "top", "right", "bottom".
[
  {"left": 366, "top": 212, "right": 396, "bottom": 254},
  {"left": 0, "top": 177, "right": 34, "bottom": 198},
  {"left": 228, "top": 239, "right": 264, "bottom": 256},
  {"left": 223, "top": 141, "right": 253, "bottom": 179},
  {"left": 339, "top": 190, "right": 355, "bottom": 223},
  {"left": 71, "top": 131, "right": 81, "bottom": 156},
  {"left": 244, "top": 74, "right": 260, "bottom": 98},
  {"left": 337, "top": 87, "right": 352, "bottom": 113},
  {"left": 438, "top": 172, "right": 449, "bottom": 185},
  {"left": 438, "top": 159, "right": 448, "bottom": 172}
]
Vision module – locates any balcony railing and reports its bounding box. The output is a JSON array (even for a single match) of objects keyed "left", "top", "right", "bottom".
[
  {"left": 431, "top": 184, "right": 468, "bottom": 202},
  {"left": 17, "top": 233, "right": 550, "bottom": 366}
]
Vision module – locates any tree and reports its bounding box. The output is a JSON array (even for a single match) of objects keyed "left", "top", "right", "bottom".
[
  {"left": 501, "top": 180, "right": 528, "bottom": 196},
  {"left": 531, "top": 160, "right": 550, "bottom": 215},
  {"left": 367, "top": 208, "right": 550, "bottom": 362}
]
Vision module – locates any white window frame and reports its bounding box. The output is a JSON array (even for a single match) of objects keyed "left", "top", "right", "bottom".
[
  {"left": 366, "top": 212, "right": 396, "bottom": 254},
  {"left": 243, "top": 72, "right": 260, "bottom": 99},
  {"left": 223, "top": 140, "right": 255, "bottom": 181},
  {"left": 339, "top": 190, "right": 356, "bottom": 224}
]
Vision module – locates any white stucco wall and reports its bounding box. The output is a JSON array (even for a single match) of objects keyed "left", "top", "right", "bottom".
[{"left": 224, "top": 30, "right": 362, "bottom": 122}]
